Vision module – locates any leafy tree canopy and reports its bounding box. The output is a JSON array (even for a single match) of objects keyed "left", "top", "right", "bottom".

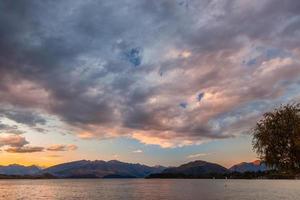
[{"left": 252, "top": 103, "right": 300, "bottom": 172}]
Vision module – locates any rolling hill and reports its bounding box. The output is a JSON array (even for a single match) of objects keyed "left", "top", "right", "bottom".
[
  {"left": 43, "top": 160, "right": 165, "bottom": 178},
  {"left": 229, "top": 160, "right": 268, "bottom": 173}
]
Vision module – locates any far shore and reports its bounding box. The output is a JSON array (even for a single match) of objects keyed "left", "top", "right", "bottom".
[{"left": 1, "top": 173, "right": 300, "bottom": 180}]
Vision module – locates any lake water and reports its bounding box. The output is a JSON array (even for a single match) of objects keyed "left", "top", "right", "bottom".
[{"left": 0, "top": 179, "right": 299, "bottom": 200}]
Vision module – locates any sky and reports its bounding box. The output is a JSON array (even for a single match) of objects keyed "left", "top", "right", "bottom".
[{"left": 0, "top": 0, "right": 300, "bottom": 168}]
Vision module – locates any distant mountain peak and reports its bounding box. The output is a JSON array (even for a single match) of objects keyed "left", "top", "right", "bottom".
[
  {"left": 183, "top": 160, "right": 208, "bottom": 165},
  {"left": 107, "top": 160, "right": 122, "bottom": 164},
  {"left": 229, "top": 160, "right": 267, "bottom": 173},
  {"left": 252, "top": 160, "right": 261, "bottom": 165},
  {"left": 162, "top": 160, "right": 228, "bottom": 176}
]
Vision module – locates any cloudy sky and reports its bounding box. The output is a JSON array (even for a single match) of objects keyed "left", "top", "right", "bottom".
[{"left": 0, "top": 0, "right": 299, "bottom": 167}]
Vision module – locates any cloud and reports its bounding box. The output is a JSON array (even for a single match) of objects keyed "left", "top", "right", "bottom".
[
  {"left": 133, "top": 149, "right": 143, "bottom": 153},
  {"left": 0, "top": 133, "right": 77, "bottom": 153},
  {"left": 132, "top": 132, "right": 204, "bottom": 148},
  {"left": 46, "top": 154, "right": 63, "bottom": 158},
  {"left": 0, "top": 134, "right": 28, "bottom": 147},
  {"left": 113, "top": 154, "right": 119, "bottom": 159},
  {"left": 187, "top": 153, "right": 211, "bottom": 159},
  {"left": 0, "top": 123, "right": 24, "bottom": 135},
  {"left": 77, "top": 131, "right": 96, "bottom": 139},
  {"left": 0, "top": 107, "right": 46, "bottom": 127},
  {"left": 0, "top": 0, "right": 299, "bottom": 147},
  {"left": 0, "top": 133, "right": 44, "bottom": 153},
  {"left": 5, "top": 146, "right": 44, "bottom": 153},
  {"left": 46, "top": 144, "right": 78, "bottom": 151}
]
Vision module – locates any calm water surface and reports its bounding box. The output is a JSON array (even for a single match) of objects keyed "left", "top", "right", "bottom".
[{"left": 0, "top": 179, "right": 299, "bottom": 200}]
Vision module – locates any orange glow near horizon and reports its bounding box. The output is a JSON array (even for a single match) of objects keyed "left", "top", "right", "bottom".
[
  {"left": 0, "top": 150, "right": 258, "bottom": 168},
  {"left": 0, "top": 153, "right": 64, "bottom": 168}
]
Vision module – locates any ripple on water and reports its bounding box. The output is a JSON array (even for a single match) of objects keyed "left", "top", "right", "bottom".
[{"left": 0, "top": 179, "right": 299, "bottom": 200}]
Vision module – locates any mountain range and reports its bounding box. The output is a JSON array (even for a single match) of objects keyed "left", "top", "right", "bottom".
[
  {"left": 43, "top": 160, "right": 165, "bottom": 178},
  {"left": 0, "top": 164, "right": 41, "bottom": 175},
  {"left": 0, "top": 159, "right": 268, "bottom": 178},
  {"left": 229, "top": 160, "right": 268, "bottom": 173}
]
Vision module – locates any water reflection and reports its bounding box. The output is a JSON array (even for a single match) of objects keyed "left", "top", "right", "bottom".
[{"left": 0, "top": 179, "right": 299, "bottom": 200}]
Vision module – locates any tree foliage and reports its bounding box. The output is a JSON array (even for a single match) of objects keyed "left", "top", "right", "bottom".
[{"left": 252, "top": 103, "right": 300, "bottom": 172}]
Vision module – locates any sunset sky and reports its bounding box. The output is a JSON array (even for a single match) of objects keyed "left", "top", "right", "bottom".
[{"left": 0, "top": 0, "right": 300, "bottom": 168}]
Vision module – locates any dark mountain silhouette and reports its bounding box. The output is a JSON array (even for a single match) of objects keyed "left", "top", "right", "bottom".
[
  {"left": 165, "top": 160, "right": 228, "bottom": 175},
  {"left": 0, "top": 164, "right": 41, "bottom": 175},
  {"left": 0, "top": 160, "right": 272, "bottom": 179},
  {"left": 147, "top": 160, "right": 229, "bottom": 178},
  {"left": 43, "top": 160, "right": 166, "bottom": 178},
  {"left": 229, "top": 160, "right": 268, "bottom": 173}
]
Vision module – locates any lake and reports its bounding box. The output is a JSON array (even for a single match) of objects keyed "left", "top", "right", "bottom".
[{"left": 0, "top": 179, "right": 299, "bottom": 200}]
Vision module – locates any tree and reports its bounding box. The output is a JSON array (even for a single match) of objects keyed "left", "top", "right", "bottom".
[{"left": 252, "top": 103, "right": 300, "bottom": 172}]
